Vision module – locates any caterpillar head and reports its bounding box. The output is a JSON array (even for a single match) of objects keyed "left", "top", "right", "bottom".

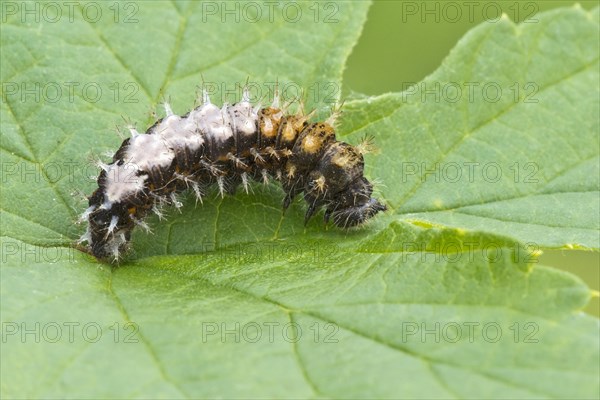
[
  {"left": 308, "top": 142, "right": 386, "bottom": 228},
  {"left": 87, "top": 210, "right": 130, "bottom": 261},
  {"left": 84, "top": 189, "right": 132, "bottom": 261},
  {"left": 326, "top": 176, "right": 386, "bottom": 228}
]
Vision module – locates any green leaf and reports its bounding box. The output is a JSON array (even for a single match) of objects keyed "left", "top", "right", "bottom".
[
  {"left": 1, "top": 2, "right": 598, "bottom": 399},
  {"left": 340, "top": 6, "right": 600, "bottom": 250}
]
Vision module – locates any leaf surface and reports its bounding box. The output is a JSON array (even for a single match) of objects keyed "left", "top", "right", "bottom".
[{"left": 1, "top": 3, "right": 598, "bottom": 399}]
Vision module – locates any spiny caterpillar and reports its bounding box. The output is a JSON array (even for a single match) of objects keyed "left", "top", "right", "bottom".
[{"left": 79, "top": 85, "right": 386, "bottom": 261}]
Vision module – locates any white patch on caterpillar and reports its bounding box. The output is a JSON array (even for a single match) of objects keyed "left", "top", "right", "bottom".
[
  {"left": 102, "top": 130, "right": 180, "bottom": 205},
  {"left": 193, "top": 101, "right": 233, "bottom": 143},
  {"left": 127, "top": 133, "right": 174, "bottom": 170},
  {"left": 228, "top": 88, "right": 258, "bottom": 138},
  {"left": 103, "top": 162, "right": 148, "bottom": 206},
  {"left": 156, "top": 114, "right": 204, "bottom": 152}
]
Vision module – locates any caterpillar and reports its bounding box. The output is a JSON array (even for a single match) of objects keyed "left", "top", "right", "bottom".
[{"left": 79, "top": 86, "right": 386, "bottom": 262}]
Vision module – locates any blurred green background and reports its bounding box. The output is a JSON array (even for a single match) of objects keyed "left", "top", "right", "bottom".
[{"left": 343, "top": 0, "right": 599, "bottom": 316}]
